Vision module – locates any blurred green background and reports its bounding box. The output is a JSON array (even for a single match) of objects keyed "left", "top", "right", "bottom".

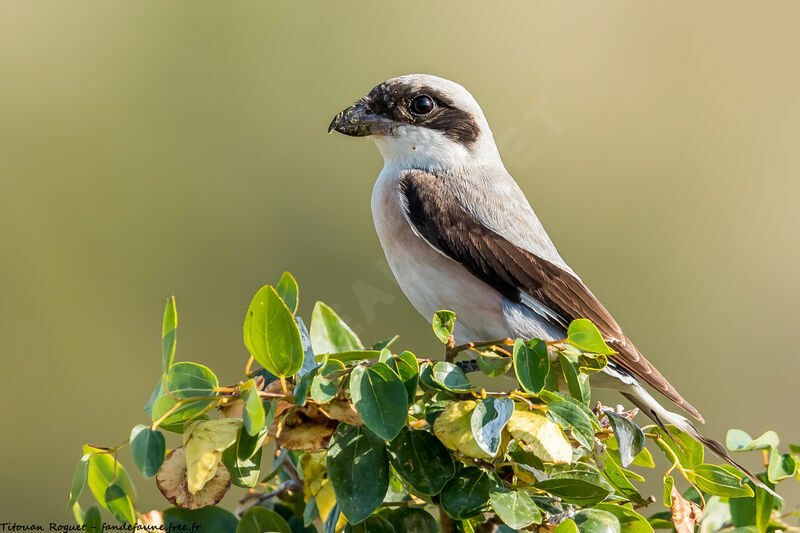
[{"left": 1, "top": 0, "right": 798, "bottom": 522}]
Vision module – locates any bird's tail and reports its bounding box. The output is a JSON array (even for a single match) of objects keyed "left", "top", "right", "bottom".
[{"left": 619, "top": 385, "right": 779, "bottom": 500}]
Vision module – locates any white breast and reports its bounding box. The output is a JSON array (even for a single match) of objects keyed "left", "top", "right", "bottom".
[{"left": 371, "top": 167, "right": 511, "bottom": 342}]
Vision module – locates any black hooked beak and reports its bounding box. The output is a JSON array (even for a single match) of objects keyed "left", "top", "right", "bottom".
[{"left": 328, "top": 99, "right": 391, "bottom": 137}]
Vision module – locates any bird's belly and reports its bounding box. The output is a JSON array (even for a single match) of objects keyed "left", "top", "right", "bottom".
[{"left": 371, "top": 172, "right": 509, "bottom": 342}]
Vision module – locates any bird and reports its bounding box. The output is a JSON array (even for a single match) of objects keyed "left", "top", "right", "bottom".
[{"left": 328, "top": 73, "right": 768, "bottom": 492}]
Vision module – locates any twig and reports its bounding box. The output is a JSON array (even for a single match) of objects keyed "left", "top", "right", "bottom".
[
  {"left": 438, "top": 500, "right": 457, "bottom": 533},
  {"left": 236, "top": 479, "right": 303, "bottom": 517},
  {"left": 447, "top": 338, "right": 514, "bottom": 361},
  {"left": 633, "top": 495, "right": 657, "bottom": 509},
  {"left": 282, "top": 454, "right": 302, "bottom": 484}
]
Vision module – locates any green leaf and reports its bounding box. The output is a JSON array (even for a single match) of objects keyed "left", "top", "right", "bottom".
[
  {"left": 260, "top": 448, "right": 288, "bottom": 483},
  {"left": 432, "top": 361, "right": 473, "bottom": 391},
  {"left": 104, "top": 484, "right": 135, "bottom": 524},
  {"left": 651, "top": 426, "right": 703, "bottom": 469},
  {"left": 432, "top": 310, "right": 456, "bottom": 343},
  {"left": 548, "top": 462, "right": 614, "bottom": 489},
  {"left": 647, "top": 513, "right": 673, "bottom": 530},
  {"left": 730, "top": 486, "right": 758, "bottom": 529},
  {"left": 71, "top": 501, "right": 85, "bottom": 526},
  {"left": 385, "top": 508, "right": 438, "bottom": 533},
  {"left": 471, "top": 397, "right": 514, "bottom": 456},
  {"left": 67, "top": 454, "right": 90, "bottom": 510},
  {"left": 222, "top": 443, "right": 262, "bottom": 488},
  {"left": 240, "top": 379, "right": 266, "bottom": 435},
  {"left": 513, "top": 338, "right": 550, "bottom": 394},
  {"left": 349, "top": 363, "right": 408, "bottom": 440},
  {"left": 539, "top": 390, "right": 602, "bottom": 428},
  {"left": 304, "top": 496, "right": 318, "bottom": 526},
  {"left": 236, "top": 507, "right": 292, "bottom": 533},
  {"left": 621, "top": 467, "right": 645, "bottom": 482},
  {"left": 83, "top": 506, "right": 102, "bottom": 533},
  {"left": 606, "top": 436, "right": 655, "bottom": 468},
  {"left": 294, "top": 363, "right": 320, "bottom": 406},
  {"left": 662, "top": 475, "right": 674, "bottom": 506},
  {"left": 310, "top": 301, "right": 363, "bottom": 354},
  {"left": 327, "top": 424, "right": 389, "bottom": 524},
  {"left": 295, "top": 316, "right": 319, "bottom": 379},
  {"left": 129, "top": 425, "right": 165, "bottom": 478},
  {"left": 753, "top": 482, "right": 776, "bottom": 533},
  {"left": 602, "top": 451, "right": 645, "bottom": 505},
  {"left": 593, "top": 504, "right": 653, "bottom": 533},
  {"left": 344, "top": 516, "right": 397, "bottom": 533},
  {"left": 164, "top": 361, "right": 218, "bottom": 397},
  {"left": 418, "top": 363, "right": 444, "bottom": 391},
  {"left": 387, "top": 427, "right": 455, "bottom": 496},
  {"left": 440, "top": 466, "right": 494, "bottom": 519},
  {"left": 310, "top": 358, "right": 345, "bottom": 403},
  {"left": 162, "top": 296, "right": 177, "bottom": 372},
  {"left": 726, "top": 430, "right": 779, "bottom": 452},
  {"left": 321, "top": 350, "right": 380, "bottom": 364},
  {"left": 275, "top": 271, "right": 299, "bottom": 315},
  {"left": 163, "top": 506, "right": 238, "bottom": 533},
  {"left": 372, "top": 335, "right": 399, "bottom": 351},
  {"left": 547, "top": 401, "right": 595, "bottom": 449},
  {"left": 489, "top": 488, "right": 542, "bottom": 529},
  {"left": 244, "top": 285, "right": 304, "bottom": 378},
  {"left": 476, "top": 350, "right": 512, "bottom": 377},
  {"left": 573, "top": 509, "right": 621, "bottom": 533},
  {"left": 554, "top": 519, "right": 579, "bottom": 533},
  {"left": 567, "top": 319, "right": 615, "bottom": 355},
  {"left": 378, "top": 347, "right": 392, "bottom": 362},
  {"left": 603, "top": 411, "right": 645, "bottom": 468},
  {"left": 536, "top": 464, "right": 613, "bottom": 505},
  {"left": 425, "top": 400, "right": 448, "bottom": 425},
  {"left": 149, "top": 362, "right": 219, "bottom": 427},
  {"left": 768, "top": 449, "right": 796, "bottom": 482},
  {"left": 578, "top": 353, "right": 608, "bottom": 374},
  {"left": 509, "top": 441, "right": 544, "bottom": 471},
  {"left": 385, "top": 350, "right": 419, "bottom": 404},
  {"left": 236, "top": 402, "right": 274, "bottom": 460},
  {"left": 83, "top": 446, "right": 137, "bottom": 515},
  {"left": 559, "top": 352, "right": 591, "bottom": 405},
  {"left": 690, "top": 464, "right": 754, "bottom": 497}
]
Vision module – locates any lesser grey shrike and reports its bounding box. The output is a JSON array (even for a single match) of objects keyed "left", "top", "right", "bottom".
[{"left": 329, "top": 74, "right": 767, "bottom": 491}]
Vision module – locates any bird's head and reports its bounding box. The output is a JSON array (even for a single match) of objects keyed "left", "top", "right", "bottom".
[{"left": 329, "top": 74, "right": 501, "bottom": 171}]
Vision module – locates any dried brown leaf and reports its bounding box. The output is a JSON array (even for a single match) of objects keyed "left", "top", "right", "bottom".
[
  {"left": 155, "top": 447, "right": 231, "bottom": 510},
  {"left": 670, "top": 485, "right": 701, "bottom": 533}
]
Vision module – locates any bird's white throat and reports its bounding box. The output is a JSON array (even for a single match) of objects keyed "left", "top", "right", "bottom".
[{"left": 372, "top": 123, "right": 503, "bottom": 174}]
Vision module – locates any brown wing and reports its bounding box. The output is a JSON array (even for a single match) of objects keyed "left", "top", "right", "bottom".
[{"left": 398, "top": 170, "right": 703, "bottom": 422}]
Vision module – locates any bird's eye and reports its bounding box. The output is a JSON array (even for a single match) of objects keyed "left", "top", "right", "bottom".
[{"left": 409, "top": 95, "right": 435, "bottom": 115}]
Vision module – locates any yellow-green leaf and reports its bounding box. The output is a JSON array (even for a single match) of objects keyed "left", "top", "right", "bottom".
[
  {"left": 434, "top": 401, "right": 495, "bottom": 459},
  {"left": 507, "top": 410, "right": 571, "bottom": 464},
  {"left": 567, "top": 319, "right": 615, "bottom": 355},
  {"left": 275, "top": 272, "right": 299, "bottom": 315},
  {"left": 183, "top": 419, "right": 242, "bottom": 494},
  {"left": 309, "top": 301, "right": 363, "bottom": 354},
  {"left": 432, "top": 310, "right": 456, "bottom": 344}
]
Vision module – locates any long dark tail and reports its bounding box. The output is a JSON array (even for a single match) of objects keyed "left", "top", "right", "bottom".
[{"left": 620, "top": 389, "right": 779, "bottom": 500}]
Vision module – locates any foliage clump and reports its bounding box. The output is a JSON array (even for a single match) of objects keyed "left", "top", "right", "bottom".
[{"left": 69, "top": 273, "right": 800, "bottom": 532}]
